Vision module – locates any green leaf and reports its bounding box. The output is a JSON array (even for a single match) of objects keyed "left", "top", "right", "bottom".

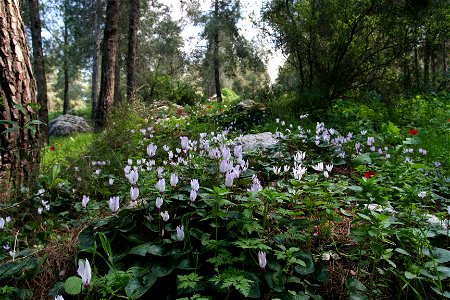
[
  {"left": 129, "top": 243, "right": 164, "bottom": 256},
  {"left": 395, "top": 248, "right": 411, "bottom": 256},
  {"left": 431, "top": 286, "right": 450, "bottom": 298},
  {"left": 347, "top": 186, "right": 363, "bottom": 192},
  {"left": 346, "top": 277, "right": 367, "bottom": 292},
  {"left": 352, "top": 153, "right": 372, "bottom": 165},
  {"left": 422, "top": 247, "right": 450, "bottom": 263},
  {"left": 294, "top": 253, "right": 315, "bottom": 275},
  {"left": 64, "top": 276, "right": 82, "bottom": 295},
  {"left": 404, "top": 271, "right": 416, "bottom": 279},
  {"left": 125, "top": 278, "right": 153, "bottom": 299}
]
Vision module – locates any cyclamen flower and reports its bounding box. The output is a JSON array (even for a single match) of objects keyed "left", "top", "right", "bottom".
[
  {"left": 0, "top": 217, "right": 4, "bottom": 230},
  {"left": 156, "top": 179, "right": 166, "bottom": 194},
  {"left": 180, "top": 136, "right": 189, "bottom": 150},
  {"left": 109, "top": 178, "right": 114, "bottom": 185},
  {"left": 170, "top": 173, "right": 179, "bottom": 187},
  {"left": 312, "top": 162, "right": 324, "bottom": 172},
  {"left": 234, "top": 145, "right": 243, "bottom": 159},
  {"left": 364, "top": 171, "right": 376, "bottom": 179},
  {"left": 294, "top": 151, "right": 306, "bottom": 163},
  {"left": 190, "top": 179, "right": 200, "bottom": 191},
  {"left": 160, "top": 211, "right": 170, "bottom": 221},
  {"left": 323, "top": 171, "right": 329, "bottom": 178},
  {"left": 434, "top": 162, "right": 441, "bottom": 167},
  {"left": 82, "top": 195, "right": 89, "bottom": 208},
  {"left": 147, "top": 144, "right": 157, "bottom": 157},
  {"left": 130, "top": 187, "right": 139, "bottom": 201},
  {"left": 225, "top": 172, "right": 235, "bottom": 187},
  {"left": 176, "top": 225, "right": 184, "bottom": 241},
  {"left": 157, "top": 167, "right": 164, "bottom": 178},
  {"left": 108, "top": 196, "right": 120, "bottom": 213},
  {"left": 5, "top": 216, "right": 11, "bottom": 223},
  {"left": 258, "top": 251, "right": 267, "bottom": 269},
  {"left": 367, "top": 137, "right": 375, "bottom": 146},
  {"left": 77, "top": 259, "right": 92, "bottom": 288},
  {"left": 38, "top": 207, "right": 43, "bottom": 215},
  {"left": 326, "top": 164, "right": 333, "bottom": 172},
  {"left": 418, "top": 191, "right": 426, "bottom": 199},
  {"left": 127, "top": 159, "right": 133, "bottom": 165},
  {"left": 128, "top": 170, "right": 139, "bottom": 185},
  {"left": 190, "top": 189, "right": 197, "bottom": 202},
  {"left": 272, "top": 166, "right": 281, "bottom": 175},
  {"left": 156, "top": 197, "right": 163, "bottom": 209},
  {"left": 283, "top": 165, "right": 290, "bottom": 173},
  {"left": 220, "top": 159, "right": 233, "bottom": 173}
]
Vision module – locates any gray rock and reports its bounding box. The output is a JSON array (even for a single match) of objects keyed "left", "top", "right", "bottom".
[
  {"left": 49, "top": 114, "right": 92, "bottom": 137},
  {"left": 234, "top": 132, "right": 279, "bottom": 152}
]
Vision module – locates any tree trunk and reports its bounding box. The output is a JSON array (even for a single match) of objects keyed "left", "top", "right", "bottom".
[
  {"left": 0, "top": 0, "right": 41, "bottom": 200},
  {"left": 114, "top": 50, "right": 121, "bottom": 104},
  {"left": 91, "top": 0, "right": 103, "bottom": 122},
  {"left": 28, "top": 0, "right": 48, "bottom": 144},
  {"left": 213, "top": 0, "right": 222, "bottom": 102},
  {"left": 126, "top": 0, "right": 139, "bottom": 102},
  {"left": 423, "top": 38, "right": 430, "bottom": 90},
  {"left": 63, "top": 4, "right": 69, "bottom": 114},
  {"left": 94, "top": 0, "right": 119, "bottom": 130}
]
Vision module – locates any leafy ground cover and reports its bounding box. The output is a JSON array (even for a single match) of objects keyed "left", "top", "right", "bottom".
[{"left": 0, "top": 94, "right": 449, "bottom": 300}]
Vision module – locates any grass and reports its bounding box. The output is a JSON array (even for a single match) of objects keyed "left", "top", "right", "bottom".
[{"left": 1, "top": 93, "right": 449, "bottom": 300}]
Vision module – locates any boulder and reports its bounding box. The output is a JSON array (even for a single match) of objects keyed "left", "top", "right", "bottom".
[
  {"left": 49, "top": 114, "right": 92, "bottom": 137},
  {"left": 234, "top": 132, "right": 279, "bottom": 152},
  {"left": 234, "top": 99, "right": 265, "bottom": 113}
]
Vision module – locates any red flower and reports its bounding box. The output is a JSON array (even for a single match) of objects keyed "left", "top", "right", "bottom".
[
  {"left": 408, "top": 128, "right": 418, "bottom": 135},
  {"left": 49, "top": 146, "right": 56, "bottom": 151},
  {"left": 364, "top": 171, "right": 376, "bottom": 178},
  {"left": 206, "top": 105, "right": 212, "bottom": 109}
]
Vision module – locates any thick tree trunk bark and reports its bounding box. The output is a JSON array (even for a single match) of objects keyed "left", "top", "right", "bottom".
[
  {"left": 63, "top": 8, "right": 69, "bottom": 114},
  {"left": 28, "top": 0, "right": 48, "bottom": 143},
  {"left": 95, "top": 0, "right": 119, "bottom": 130},
  {"left": 126, "top": 0, "right": 139, "bottom": 102},
  {"left": 213, "top": 0, "right": 222, "bottom": 102},
  {"left": 91, "top": 0, "right": 103, "bottom": 122},
  {"left": 0, "top": 0, "right": 41, "bottom": 200}
]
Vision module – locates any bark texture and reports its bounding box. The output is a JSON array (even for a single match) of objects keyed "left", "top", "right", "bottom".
[
  {"left": 91, "top": 0, "right": 103, "bottom": 120},
  {"left": 28, "top": 0, "right": 48, "bottom": 143},
  {"left": 0, "top": 0, "right": 40, "bottom": 200},
  {"left": 95, "top": 0, "right": 119, "bottom": 130},
  {"left": 126, "top": 0, "right": 139, "bottom": 102},
  {"left": 213, "top": 0, "right": 222, "bottom": 102}
]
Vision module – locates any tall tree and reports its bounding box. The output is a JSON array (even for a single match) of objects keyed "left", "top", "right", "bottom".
[
  {"left": 126, "top": 0, "right": 139, "bottom": 102},
  {"left": 212, "top": 0, "right": 222, "bottom": 102},
  {"left": 95, "top": 0, "right": 119, "bottom": 130},
  {"left": 0, "top": 0, "right": 41, "bottom": 200},
  {"left": 91, "top": 0, "right": 104, "bottom": 120},
  {"left": 28, "top": 0, "right": 48, "bottom": 143}
]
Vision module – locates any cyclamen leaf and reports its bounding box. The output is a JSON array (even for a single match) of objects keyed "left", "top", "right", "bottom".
[{"left": 64, "top": 276, "right": 82, "bottom": 295}]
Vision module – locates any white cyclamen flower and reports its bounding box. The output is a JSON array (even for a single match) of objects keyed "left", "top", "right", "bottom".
[
  {"left": 176, "top": 225, "right": 184, "bottom": 241},
  {"left": 108, "top": 196, "right": 120, "bottom": 213},
  {"left": 190, "top": 189, "right": 197, "bottom": 202},
  {"left": 258, "top": 251, "right": 267, "bottom": 269},
  {"left": 326, "top": 164, "right": 333, "bottom": 172},
  {"left": 130, "top": 187, "right": 139, "bottom": 201},
  {"left": 160, "top": 211, "right": 170, "bottom": 221},
  {"left": 77, "top": 259, "right": 92, "bottom": 288},
  {"left": 312, "top": 162, "right": 324, "bottom": 172},
  {"left": 0, "top": 217, "right": 4, "bottom": 230},
  {"left": 156, "top": 179, "right": 166, "bottom": 194},
  {"left": 190, "top": 179, "right": 200, "bottom": 191},
  {"left": 156, "top": 197, "right": 163, "bottom": 209},
  {"left": 170, "top": 173, "right": 179, "bottom": 187},
  {"left": 128, "top": 170, "right": 139, "bottom": 185},
  {"left": 82, "top": 195, "right": 89, "bottom": 208},
  {"left": 418, "top": 191, "right": 426, "bottom": 199}
]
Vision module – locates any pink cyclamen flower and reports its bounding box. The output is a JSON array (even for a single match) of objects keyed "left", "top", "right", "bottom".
[
  {"left": 190, "top": 179, "right": 199, "bottom": 191},
  {"left": 156, "top": 197, "right": 163, "bottom": 209},
  {"left": 82, "top": 195, "right": 89, "bottom": 208},
  {"left": 176, "top": 225, "right": 184, "bottom": 241},
  {"left": 258, "top": 251, "right": 267, "bottom": 269},
  {"left": 108, "top": 196, "right": 119, "bottom": 213},
  {"left": 190, "top": 189, "right": 197, "bottom": 202},
  {"left": 160, "top": 211, "right": 170, "bottom": 221},
  {"left": 128, "top": 170, "right": 139, "bottom": 185},
  {"left": 130, "top": 187, "right": 139, "bottom": 201},
  {"left": 156, "top": 178, "right": 166, "bottom": 194},
  {"left": 77, "top": 259, "right": 92, "bottom": 288},
  {"left": 170, "top": 174, "right": 179, "bottom": 187}
]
